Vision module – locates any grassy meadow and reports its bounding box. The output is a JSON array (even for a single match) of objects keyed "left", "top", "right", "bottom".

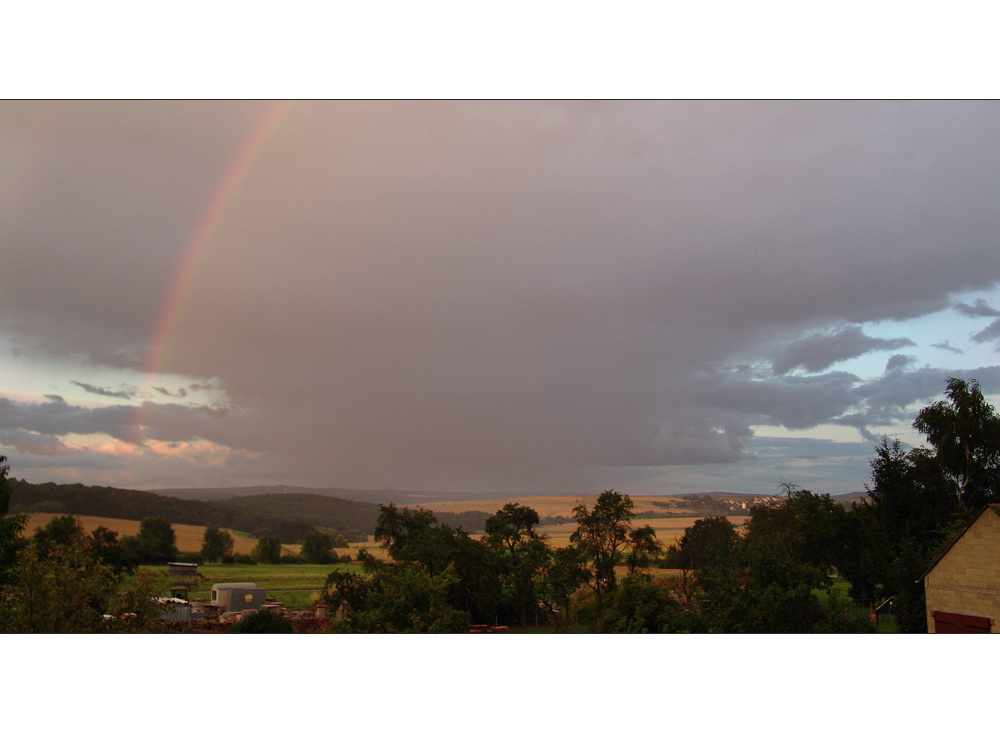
[{"left": 145, "top": 563, "right": 362, "bottom": 609}]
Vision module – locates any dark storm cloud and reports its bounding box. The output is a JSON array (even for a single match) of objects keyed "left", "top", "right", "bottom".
[
  {"left": 0, "top": 428, "right": 75, "bottom": 456},
  {"left": 0, "top": 396, "right": 229, "bottom": 445},
  {"left": 700, "top": 370, "right": 861, "bottom": 432},
  {"left": 954, "top": 298, "right": 1000, "bottom": 317},
  {"left": 70, "top": 380, "right": 135, "bottom": 400},
  {"left": 771, "top": 326, "right": 914, "bottom": 375},
  {"left": 971, "top": 319, "right": 1000, "bottom": 344},
  {"left": 154, "top": 386, "right": 187, "bottom": 398},
  {"left": 931, "top": 340, "right": 963, "bottom": 354},
  {"left": 3, "top": 101, "right": 1000, "bottom": 491},
  {"left": 885, "top": 354, "right": 918, "bottom": 372},
  {"left": 844, "top": 365, "right": 1000, "bottom": 428}
]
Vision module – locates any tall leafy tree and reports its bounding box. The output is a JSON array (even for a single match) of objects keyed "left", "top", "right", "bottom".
[
  {"left": 623, "top": 525, "right": 661, "bottom": 575},
  {"left": 841, "top": 438, "right": 961, "bottom": 632},
  {"left": 200, "top": 526, "right": 235, "bottom": 563},
  {"left": 742, "top": 484, "right": 849, "bottom": 577},
  {"left": 536, "top": 545, "right": 589, "bottom": 631},
  {"left": 912, "top": 377, "right": 1000, "bottom": 509},
  {"left": 134, "top": 517, "right": 178, "bottom": 564},
  {"left": 300, "top": 531, "right": 337, "bottom": 564},
  {"left": 484, "top": 503, "right": 540, "bottom": 552},
  {"left": 0, "top": 456, "right": 29, "bottom": 591},
  {"left": 374, "top": 504, "right": 502, "bottom": 623},
  {"left": 87, "top": 526, "right": 137, "bottom": 574},
  {"left": 484, "top": 503, "right": 546, "bottom": 625},
  {"left": 252, "top": 535, "right": 283, "bottom": 564},
  {"left": 673, "top": 516, "right": 739, "bottom": 570},
  {"left": 570, "top": 490, "right": 641, "bottom": 601},
  {"left": 328, "top": 562, "right": 471, "bottom": 633},
  {"left": 33, "top": 514, "right": 84, "bottom": 558}
]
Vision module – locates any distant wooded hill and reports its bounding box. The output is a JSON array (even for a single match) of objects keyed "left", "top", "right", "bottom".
[
  {"left": 9, "top": 480, "right": 494, "bottom": 540},
  {"left": 149, "top": 484, "right": 490, "bottom": 505},
  {"left": 9, "top": 480, "right": 316, "bottom": 542}
]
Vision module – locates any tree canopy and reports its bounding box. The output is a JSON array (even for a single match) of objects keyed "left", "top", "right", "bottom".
[
  {"left": 200, "top": 526, "right": 235, "bottom": 563},
  {"left": 570, "top": 490, "right": 638, "bottom": 600}
]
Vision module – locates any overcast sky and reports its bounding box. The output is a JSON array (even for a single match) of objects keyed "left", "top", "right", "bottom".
[{"left": 2, "top": 101, "right": 1000, "bottom": 496}]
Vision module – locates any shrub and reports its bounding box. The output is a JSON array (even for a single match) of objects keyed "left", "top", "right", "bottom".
[
  {"left": 251, "top": 535, "right": 282, "bottom": 564},
  {"left": 300, "top": 531, "right": 336, "bottom": 564},
  {"left": 233, "top": 553, "right": 256, "bottom": 564},
  {"left": 228, "top": 608, "right": 294, "bottom": 634},
  {"left": 135, "top": 517, "right": 178, "bottom": 564}
]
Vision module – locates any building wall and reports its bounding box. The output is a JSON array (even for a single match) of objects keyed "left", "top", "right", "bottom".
[
  {"left": 925, "top": 508, "right": 1000, "bottom": 633},
  {"left": 217, "top": 587, "right": 268, "bottom": 613}
]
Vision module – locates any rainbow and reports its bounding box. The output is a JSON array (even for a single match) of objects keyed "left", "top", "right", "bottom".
[
  {"left": 129, "top": 100, "right": 291, "bottom": 466},
  {"left": 144, "top": 100, "right": 292, "bottom": 378}
]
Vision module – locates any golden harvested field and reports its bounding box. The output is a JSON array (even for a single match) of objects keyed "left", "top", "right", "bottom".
[
  {"left": 533, "top": 514, "right": 749, "bottom": 548},
  {"left": 405, "top": 495, "right": 747, "bottom": 547},
  {"left": 405, "top": 494, "right": 692, "bottom": 518},
  {"left": 24, "top": 514, "right": 277, "bottom": 555}
]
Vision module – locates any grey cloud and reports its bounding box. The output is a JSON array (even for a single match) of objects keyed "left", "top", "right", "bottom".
[
  {"left": 701, "top": 370, "right": 861, "bottom": 432},
  {"left": 0, "top": 428, "right": 76, "bottom": 456},
  {"left": 4, "top": 102, "right": 1000, "bottom": 491},
  {"left": 971, "top": 318, "right": 1000, "bottom": 343},
  {"left": 698, "top": 365, "right": 1000, "bottom": 447},
  {"left": 931, "top": 340, "right": 963, "bottom": 354},
  {"left": 885, "top": 354, "right": 918, "bottom": 372},
  {"left": 843, "top": 365, "right": 1000, "bottom": 431},
  {"left": 70, "top": 380, "right": 135, "bottom": 400},
  {"left": 954, "top": 298, "right": 1000, "bottom": 317},
  {"left": 154, "top": 387, "right": 187, "bottom": 398},
  {"left": 771, "top": 326, "right": 915, "bottom": 375},
  {"left": 0, "top": 396, "right": 229, "bottom": 446}
]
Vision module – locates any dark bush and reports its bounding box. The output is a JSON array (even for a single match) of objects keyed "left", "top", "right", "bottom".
[
  {"left": 251, "top": 535, "right": 282, "bottom": 564},
  {"left": 228, "top": 609, "right": 294, "bottom": 634},
  {"left": 233, "top": 553, "right": 256, "bottom": 564}
]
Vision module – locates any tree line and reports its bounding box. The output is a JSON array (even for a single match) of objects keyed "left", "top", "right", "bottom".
[{"left": 9, "top": 482, "right": 491, "bottom": 543}]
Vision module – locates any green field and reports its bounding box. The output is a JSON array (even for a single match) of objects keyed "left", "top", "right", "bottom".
[
  {"left": 812, "top": 578, "right": 898, "bottom": 633},
  {"left": 145, "top": 563, "right": 362, "bottom": 609}
]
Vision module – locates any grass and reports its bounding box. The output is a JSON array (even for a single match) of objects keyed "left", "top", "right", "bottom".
[
  {"left": 812, "top": 578, "right": 899, "bottom": 632},
  {"left": 143, "top": 562, "right": 364, "bottom": 609}
]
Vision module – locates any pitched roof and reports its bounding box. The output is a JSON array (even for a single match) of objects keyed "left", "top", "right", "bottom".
[{"left": 917, "top": 504, "right": 1000, "bottom": 582}]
